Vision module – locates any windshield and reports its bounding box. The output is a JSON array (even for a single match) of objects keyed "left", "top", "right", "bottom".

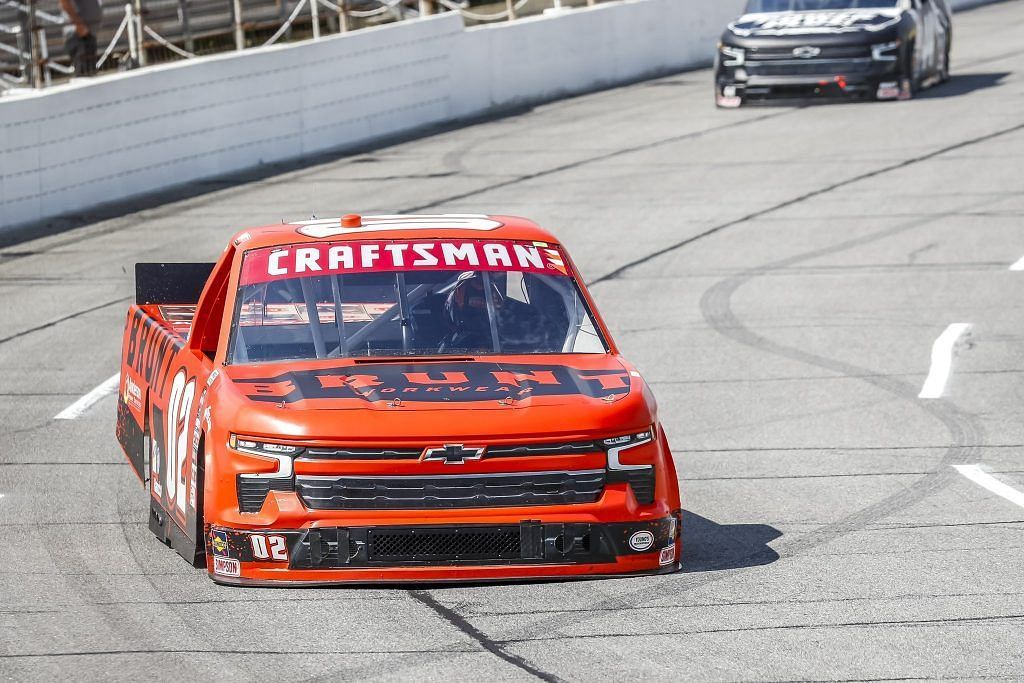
[
  {"left": 745, "top": 0, "right": 899, "bottom": 11},
  {"left": 230, "top": 239, "right": 608, "bottom": 363}
]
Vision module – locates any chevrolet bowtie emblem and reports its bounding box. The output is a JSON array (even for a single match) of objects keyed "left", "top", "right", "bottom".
[
  {"left": 792, "top": 46, "right": 821, "bottom": 58},
  {"left": 423, "top": 444, "right": 486, "bottom": 464}
]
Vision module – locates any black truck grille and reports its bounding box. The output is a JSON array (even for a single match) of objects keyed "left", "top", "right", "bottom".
[
  {"left": 368, "top": 527, "right": 521, "bottom": 562},
  {"left": 296, "top": 470, "right": 606, "bottom": 510},
  {"left": 746, "top": 59, "right": 873, "bottom": 76},
  {"left": 747, "top": 45, "right": 872, "bottom": 60}
]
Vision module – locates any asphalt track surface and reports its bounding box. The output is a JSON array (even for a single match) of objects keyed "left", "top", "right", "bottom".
[{"left": 3, "top": 2, "right": 1024, "bottom": 680}]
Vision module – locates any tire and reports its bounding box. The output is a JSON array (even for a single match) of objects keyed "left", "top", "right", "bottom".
[
  {"left": 899, "top": 40, "right": 918, "bottom": 100},
  {"left": 939, "top": 43, "right": 951, "bottom": 84}
]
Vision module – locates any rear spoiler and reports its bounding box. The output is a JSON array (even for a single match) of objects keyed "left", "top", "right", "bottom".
[{"left": 135, "top": 263, "right": 216, "bottom": 305}]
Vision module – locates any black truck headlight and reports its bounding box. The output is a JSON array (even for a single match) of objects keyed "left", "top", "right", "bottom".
[
  {"left": 872, "top": 41, "right": 900, "bottom": 61},
  {"left": 719, "top": 44, "right": 746, "bottom": 67}
]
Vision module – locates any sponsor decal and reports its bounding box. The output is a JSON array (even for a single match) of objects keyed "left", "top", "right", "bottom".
[
  {"left": 877, "top": 81, "right": 901, "bottom": 99},
  {"left": 730, "top": 10, "right": 900, "bottom": 36},
  {"left": 211, "top": 530, "right": 230, "bottom": 557},
  {"left": 234, "top": 363, "right": 631, "bottom": 404},
  {"left": 659, "top": 545, "right": 677, "bottom": 566},
  {"left": 629, "top": 530, "right": 655, "bottom": 552},
  {"left": 122, "top": 373, "right": 143, "bottom": 410},
  {"left": 213, "top": 556, "right": 241, "bottom": 577},
  {"left": 239, "top": 240, "right": 568, "bottom": 286}
]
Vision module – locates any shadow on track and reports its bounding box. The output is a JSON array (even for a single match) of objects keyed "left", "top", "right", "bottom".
[{"left": 921, "top": 72, "right": 1010, "bottom": 99}]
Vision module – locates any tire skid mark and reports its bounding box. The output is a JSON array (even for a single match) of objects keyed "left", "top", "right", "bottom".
[
  {"left": 410, "top": 590, "right": 565, "bottom": 683},
  {"left": 589, "top": 120, "right": 1024, "bottom": 286}
]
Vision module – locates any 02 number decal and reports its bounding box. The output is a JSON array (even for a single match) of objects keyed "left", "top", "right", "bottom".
[
  {"left": 250, "top": 535, "right": 289, "bottom": 561},
  {"left": 165, "top": 368, "right": 197, "bottom": 516}
]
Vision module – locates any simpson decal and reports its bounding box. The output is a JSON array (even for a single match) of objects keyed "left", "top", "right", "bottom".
[
  {"left": 213, "top": 557, "right": 240, "bottom": 577},
  {"left": 659, "top": 545, "right": 677, "bottom": 566},
  {"left": 234, "top": 363, "right": 631, "bottom": 404},
  {"left": 239, "top": 240, "right": 568, "bottom": 285}
]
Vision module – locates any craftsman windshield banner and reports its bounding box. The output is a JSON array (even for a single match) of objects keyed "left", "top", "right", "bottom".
[{"left": 240, "top": 240, "right": 569, "bottom": 285}]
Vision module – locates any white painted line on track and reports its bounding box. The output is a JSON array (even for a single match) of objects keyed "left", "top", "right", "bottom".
[
  {"left": 1010, "top": 256, "right": 1024, "bottom": 271},
  {"left": 54, "top": 373, "right": 120, "bottom": 420},
  {"left": 954, "top": 465, "right": 1024, "bottom": 510},
  {"left": 918, "top": 323, "right": 971, "bottom": 399}
]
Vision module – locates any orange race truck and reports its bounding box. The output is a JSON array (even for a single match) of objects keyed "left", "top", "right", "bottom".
[{"left": 115, "top": 214, "right": 682, "bottom": 585}]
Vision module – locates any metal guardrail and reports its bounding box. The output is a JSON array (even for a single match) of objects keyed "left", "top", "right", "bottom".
[{"left": 0, "top": 0, "right": 602, "bottom": 92}]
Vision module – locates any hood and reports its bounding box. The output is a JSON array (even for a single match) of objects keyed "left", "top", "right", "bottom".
[
  {"left": 218, "top": 356, "right": 656, "bottom": 442},
  {"left": 729, "top": 9, "right": 902, "bottom": 37}
]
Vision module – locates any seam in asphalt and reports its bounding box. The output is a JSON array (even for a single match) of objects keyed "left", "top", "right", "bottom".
[
  {"left": 0, "top": 297, "right": 128, "bottom": 347},
  {"left": 495, "top": 611, "right": 1024, "bottom": 643}
]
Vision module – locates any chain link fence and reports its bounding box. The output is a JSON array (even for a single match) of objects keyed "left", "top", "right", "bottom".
[{"left": 0, "top": 0, "right": 609, "bottom": 92}]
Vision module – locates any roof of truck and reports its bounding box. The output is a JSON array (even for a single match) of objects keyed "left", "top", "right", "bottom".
[{"left": 229, "top": 214, "right": 562, "bottom": 251}]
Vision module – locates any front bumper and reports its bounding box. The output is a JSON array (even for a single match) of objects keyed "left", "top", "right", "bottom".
[
  {"left": 716, "top": 58, "right": 901, "bottom": 104},
  {"left": 206, "top": 514, "right": 681, "bottom": 585}
]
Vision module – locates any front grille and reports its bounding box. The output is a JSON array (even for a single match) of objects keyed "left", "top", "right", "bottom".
[
  {"left": 298, "top": 441, "right": 597, "bottom": 461},
  {"left": 746, "top": 59, "right": 874, "bottom": 76},
  {"left": 237, "top": 477, "right": 294, "bottom": 513},
  {"left": 747, "top": 45, "right": 871, "bottom": 60},
  {"left": 296, "top": 470, "right": 606, "bottom": 510},
  {"left": 368, "top": 527, "right": 521, "bottom": 562}
]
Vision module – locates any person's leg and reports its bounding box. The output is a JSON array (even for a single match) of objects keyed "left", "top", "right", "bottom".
[
  {"left": 64, "top": 32, "right": 84, "bottom": 75},
  {"left": 82, "top": 33, "right": 97, "bottom": 75}
]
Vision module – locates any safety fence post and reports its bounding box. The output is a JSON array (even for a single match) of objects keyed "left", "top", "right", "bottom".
[
  {"left": 506, "top": 0, "right": 515, "bottom": 21},
  {"left": 134, "top": 0, "right": 147, "bottom": 65},
  {"left": 232, "top": 0, "right": 244, "bottom": 49},
  {"left": 338, "top": 0, "right": 348, "bottom": 32},
  {"left": 178, "top": 0, "right": 193, "bottom": 53},
  {"left": 25, "top": 0, "right": 42, "bottom": 86},
  {"left": 419, "top": 0, "right": 433, "bottom": 16},
  {"left": 125, "top": 2, "right": 139, "bottom": 65},
  {"left": 309, "top": 0, "right": 320, "bottom": 39},
  {"left": 36, "top": 27, "right": 50, "bottom": 85}
]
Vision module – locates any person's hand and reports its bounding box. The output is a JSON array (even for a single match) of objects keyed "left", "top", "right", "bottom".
[{"left": 75, "top": 21, "right": 89, "bottom": 37}]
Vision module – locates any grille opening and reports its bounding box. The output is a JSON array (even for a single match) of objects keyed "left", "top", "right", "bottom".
[
  {"left": 297, "top": 470, "right": 606, "bottom": 510},
  {"left": 368, "top": 527, "right": 522, "bottom": 562},
  {"left": 236, "top": 477, "right": 293, "bottom": 513}
]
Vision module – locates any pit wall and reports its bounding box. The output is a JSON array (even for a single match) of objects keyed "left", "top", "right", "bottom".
[{"left": 0, "top": 0, "right": 990, "bottom": 231}]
